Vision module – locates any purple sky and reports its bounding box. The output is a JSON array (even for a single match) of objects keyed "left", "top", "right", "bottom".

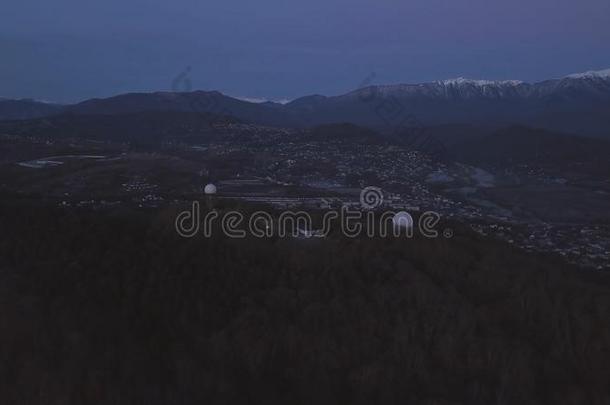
[{"left": 1, "top": 0, "right": 609, "bottom": 103}]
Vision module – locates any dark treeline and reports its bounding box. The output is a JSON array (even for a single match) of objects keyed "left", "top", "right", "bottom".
[{"left": 1, "top": 199, "right": 609, "bottom": 405}]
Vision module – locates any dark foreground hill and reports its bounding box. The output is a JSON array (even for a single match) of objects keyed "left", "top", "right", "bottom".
[
  {"left": 1, "top": 199, "right": 609, "bottom": 405},
  {"left": 0, "top": 111, "right": 241, "bottom": 145},
  {"left": 452, "top": 126, "right": 610, "bottom": 179}
]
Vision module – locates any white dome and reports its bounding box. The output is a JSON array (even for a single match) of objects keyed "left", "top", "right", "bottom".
[
  {"left": 204, "top": 184, "right": 217, "bottom": 195},
  {"left": 392, "top": 211, "right": 413, "bottom": 228}
]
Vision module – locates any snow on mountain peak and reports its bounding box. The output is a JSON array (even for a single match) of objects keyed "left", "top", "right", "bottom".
[
  {"left": 565, "top": 68, "right": 610, "bottom": 80},
  {"left": 439, "top": 77, "right": 523, "bottom": 87}
]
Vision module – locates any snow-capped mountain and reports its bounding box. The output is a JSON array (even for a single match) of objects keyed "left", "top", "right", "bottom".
[
  {"left": 284, "top": 68, "right": 610, "bottom": 137},
  {"left": 438, "top": 78, "right": 524, "bottom": 87},
  {"left": 340, "top": 68, "right": 610, "bottom": 101},
  {"left": 2, "top": 68, "right": 610, "bottom": 138},
  {"left": 565, "top": 68, "right": 610, "bottom": 80}
]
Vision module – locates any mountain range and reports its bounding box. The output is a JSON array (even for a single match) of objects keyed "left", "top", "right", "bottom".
[
  {"left": 2, "top": 68, "right": 610, "bottom": 138},
  {"left": 0, "top": 98, "right": 63, "bottom": 120}
]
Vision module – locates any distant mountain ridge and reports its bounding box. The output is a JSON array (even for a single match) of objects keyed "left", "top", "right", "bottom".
[
  {"left": 287, "top": 68, "right": 610, "bottom": 137},
  {"left": 2, "top": 68, "right": 610, "bottom": 137},
  {"left": 341, "top": 68, "right": 610, "bottom": 101},
  {"left": 67, "top": 91, "right": 297, "bottom": 127},
  {"left": 0, "top": 99, "right": 64, "bottom": 120}
]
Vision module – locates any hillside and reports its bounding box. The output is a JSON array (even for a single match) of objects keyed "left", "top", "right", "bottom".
[
  {"left": 452, "top": 126, "right": 610, "bottom": 179},
  {"left": 0, "top": 98, "right": 64, "bottom": 120},
  {"left": 1, "top": 200, "right": 609, "bottom": 404}
]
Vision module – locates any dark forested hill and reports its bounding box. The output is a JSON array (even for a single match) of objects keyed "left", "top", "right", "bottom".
[
  {"left": 1, "top": 199, "right": 609, "bottom": 405},
  {"left": 0, "top": 111, "right": 241, "bottom": 144},
  {"left": 452, "top": 126, "right": 610, "bottom": 179}
]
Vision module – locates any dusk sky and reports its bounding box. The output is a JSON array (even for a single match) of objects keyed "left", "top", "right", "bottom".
[{"left": 2, "top": 0, "right": 610, "bottom": 103}]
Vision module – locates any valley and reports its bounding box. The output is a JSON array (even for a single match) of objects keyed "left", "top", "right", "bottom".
[{"left": 2, "top": 118, "right": 608, "bottom": 270}]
